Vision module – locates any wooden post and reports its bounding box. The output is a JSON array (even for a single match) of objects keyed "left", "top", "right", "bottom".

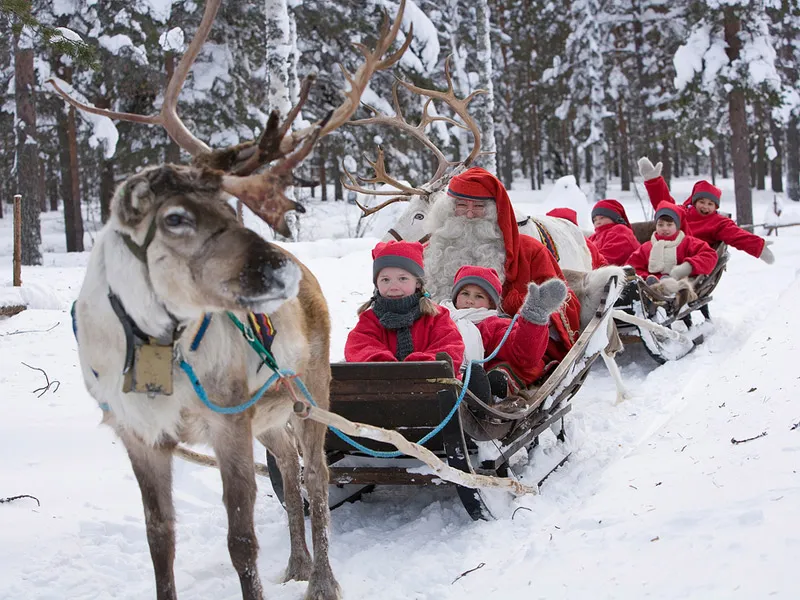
[{"left": 13, "top": 194, "right": 22, "bottom": 286}]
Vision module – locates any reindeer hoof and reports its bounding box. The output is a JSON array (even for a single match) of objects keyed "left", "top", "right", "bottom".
[
  {"left": 283, "top": 553, "right": 313, "bottom": 582},
  {"left": 304, "top": 568, "right": 342, "bottom": 600}
]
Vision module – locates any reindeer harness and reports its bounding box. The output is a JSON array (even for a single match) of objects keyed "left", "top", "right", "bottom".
[{"left": 73, "top": 229, "right": 278, "bottom": 403}]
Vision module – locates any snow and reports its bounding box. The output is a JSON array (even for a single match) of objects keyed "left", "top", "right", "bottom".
[
  {"left": 46, "top": 77, "right": 120, "bottom": 159},
  {"left": 158, "top": 27, "right": 185, "bottom": 52},
  {"left": 2, "top": 177, "right": 800, "bottom": 599}
]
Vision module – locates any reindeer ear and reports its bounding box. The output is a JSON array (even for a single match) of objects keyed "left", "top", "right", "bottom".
[{"left": 113, "top": 172, "right": 158, "bottom": 228}]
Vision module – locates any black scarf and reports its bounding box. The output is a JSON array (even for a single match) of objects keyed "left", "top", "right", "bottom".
[{"left": 371, "top": 291, "right": 423, "bottom": 361}]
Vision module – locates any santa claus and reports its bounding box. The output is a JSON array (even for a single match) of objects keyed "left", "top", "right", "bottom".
[{"left": 423, "top": 167, "right": 582, "bottom": 361}]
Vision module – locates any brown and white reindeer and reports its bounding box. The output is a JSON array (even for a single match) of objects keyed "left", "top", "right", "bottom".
[
  {"left": 341, "top": 61, "right": 593, "bottom": 273},
  {"left": 52, "top": 1, "right": 410, "bottom": 599}
]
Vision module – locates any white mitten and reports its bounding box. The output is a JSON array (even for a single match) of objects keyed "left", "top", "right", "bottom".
[
  {"left": 637, "top": 157, "right": 663, "bottom": 181},
  {"left": 760, "top": 246, "right": 775, "bottom": 264},
  {"left": 669, "top": 262, "right": 693, "bottom": 280}
]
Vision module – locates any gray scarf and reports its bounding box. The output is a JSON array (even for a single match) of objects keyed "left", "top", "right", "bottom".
[{"left": 371, "top": 292, "right": 423, "bottom": 361}]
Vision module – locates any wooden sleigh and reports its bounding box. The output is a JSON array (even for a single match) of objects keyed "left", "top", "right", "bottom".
[
  {"left": 615, "top": 221, "right": 729, "bottom": 363},
  {"left": 267, "top": 274, "right": 625, "bottom": 520}
]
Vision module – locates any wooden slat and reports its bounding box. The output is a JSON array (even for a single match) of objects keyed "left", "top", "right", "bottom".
[
  {"left": 331, "top": 379, "right": 449, "bottom": 399},
  {"left": 331, "top": 360, "right": 453, "bottom": 381},
  {"left": 329, "top": 467, "right": 437, "bottom": 485}
]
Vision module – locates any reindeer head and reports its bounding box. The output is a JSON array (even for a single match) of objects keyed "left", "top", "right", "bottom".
[
  {"left": 112, "top": 165, "right": 301, "bottom": 316},
  {"left": 345, "top": 58, "right": 488, "bottom": 243}
]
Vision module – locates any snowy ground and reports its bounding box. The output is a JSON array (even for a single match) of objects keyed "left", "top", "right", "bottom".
[{"left": 1, "top": 176, "right": 799, "bottom": 599}]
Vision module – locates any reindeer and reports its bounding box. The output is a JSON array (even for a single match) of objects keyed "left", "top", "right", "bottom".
[
  {"left": 340, "top": 60, "right": 593, "bottom": 272},
  {"left": 53, "top": 1, "right": 410, "bottom": 598}
]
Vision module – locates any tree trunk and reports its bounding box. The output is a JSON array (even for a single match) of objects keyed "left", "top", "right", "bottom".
[
  {"left": 38, "top": 159, "right": 47, "bottom": 212},
  {"left": 710, "top": 147, "right": 717, "bottom": 186},
  {"left": 47, "top": 156, "right": 59, "bottom": 211},
  {"left": 14, "top": 22, "right": 41, "bottom": 265},
  {"left": 755, "top": 102, "right": 766, "bottom": 190},
  {"left": 331, "top": 155, "right": 343, "bottom": 201},
  {"left": 719, "top": 136, "right": 728, "bottom": 179},
  {"left": 56, "top": 65, "right": 84, "bottom": 252},
  {"left": 588, "top": 2, "right": 607, "bottom": 201},
  {"left": 787, "top": 114, "right": 800, "bottom": 201},
  {"left": 620, "top": 117, "right": 632, "bottom": 191},
  {"left": 725, "top": 10, "right": 753, "bottom": 223},
  {"left": 99, "top": 152, "right": 115, "bottom": 223},
  {"left": 661, "top": 135, "right": 672, "bottom": 190},
  {"left": 769, "top": 112, "right": 784, "bottom": 192},
  {"left": 474, "top": 0, "right": 498, "bottom": 174},
  {"left": 319, "top": 140, "right": 327, "bottom": 201}
]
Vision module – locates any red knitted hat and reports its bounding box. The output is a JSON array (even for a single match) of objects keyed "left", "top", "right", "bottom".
[
  {"left": 452, "top": 265, "right": 502, "bottom": 308},
  {"left": 372, "top": 240, "right": 425, "bottom": 283},
  {"left": 447, "top": 171, "right": 498, "bottom": 202},
  {"left": 546, "top": 207, "right": 578, "bottom": 226},
  {"left": 654, "top": 201, "right": 682, "bottom": 229},
  {"left": 591, "top": 199, "right": 631, "bottom": 227},
  {"left": 690, "top": 180, "right": 721, "bottom": 207}
]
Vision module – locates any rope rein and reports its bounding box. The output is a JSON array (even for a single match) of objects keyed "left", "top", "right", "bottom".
[{"left": 181, "top": 312, "right": 520, "bottom": 459}]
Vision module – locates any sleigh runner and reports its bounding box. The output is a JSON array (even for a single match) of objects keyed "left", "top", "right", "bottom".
[{"left": 267, "top": 273, "right": 625, "bottom": 520}]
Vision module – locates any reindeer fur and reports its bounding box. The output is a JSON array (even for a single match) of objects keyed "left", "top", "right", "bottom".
[{"left": 74, "top": 165, "right": 340, "bottom": 600}]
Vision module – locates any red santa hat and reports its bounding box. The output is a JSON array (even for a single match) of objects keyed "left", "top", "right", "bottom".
[
  {"left": 451, "top": 265, "right": 502, "bottom": 307},
  {"left": 372, "top": 240, "right": 425, "bottom": 284},
  {"left": 654, "top": 201, "right": 683, "bottom": 229},
  {"left": 447, "top": 167, "right": 521, "bottom": 282},
  {"left": 546, "top": 207, "right": 578, "bottom": 226},
  {"left": 690, "top": 180, "right": 721, "bottom": 207},
  {"left": 591, "top": 199, "right": 631, "bottom": 227}
]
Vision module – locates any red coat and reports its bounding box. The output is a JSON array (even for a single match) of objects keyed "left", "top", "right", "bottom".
[
  {"left": 644, "top": 177, "right": 765, "bottom": 258},
  {"left": 477, "top": 315, "right": 549, "bottom": 385},
  {"left": 344, "top": 304, "right": 465, "bottom": 366},
  {"left": 585, "top": 237, "right": 609, "bottom": 269},
  {"left": 588, "top": 223, "right": 641, "bottom": 266},
  {"left": 627, "top": 232, "right": 718, "bottom": 279}
]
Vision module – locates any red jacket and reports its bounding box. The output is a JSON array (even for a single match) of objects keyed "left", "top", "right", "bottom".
[
  {"left": 500, "top": 235, "right": 582, "bottom": 362},
  {"left": 476, "top": 315, "right": 549, "bottom": 385},
  {"left": 627, "top": 232, "right": 718, "bottom": 279},
  {"left": 344, "top": 304, "right": 465, "bottom": 366},
  {"left": 588, "top": 223, "right": 641, "bottom": 266},
  {"left": 585, "top": 237, "right": 609, "bottom": 269},
  {"left": 644, "top": 177, "right": 765, "bottom": 258}
]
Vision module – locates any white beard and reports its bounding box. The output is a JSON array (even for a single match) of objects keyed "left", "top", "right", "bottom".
[{"left": 424, "top": 206, "right": 507, "bottom": 303}]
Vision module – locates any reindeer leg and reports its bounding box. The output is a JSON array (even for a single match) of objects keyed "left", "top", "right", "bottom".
[
  {"left": 602, "top": 349, "right": 631, "bottom": 405},
  {"left": 294, "top": 416, "right": 341, "bottom": 600},
  {"left": 212, "top": 415, "right": 264, "bottom": 600},
  {"left": 257, "top": 428, "right": 313, "bottom": 582},
  {"left": 119, "top": 431, "right": 177, "bottom": 600}
]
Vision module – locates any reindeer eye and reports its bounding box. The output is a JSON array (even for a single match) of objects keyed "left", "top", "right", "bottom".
[
  {"left": 413, "top": 213, "right": 425, "bottom": 220},
  {"left": 163, "top": 209, "right": 195, "bottom": 230}
]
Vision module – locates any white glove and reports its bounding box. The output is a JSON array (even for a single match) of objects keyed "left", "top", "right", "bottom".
[
  {"left": 669, "top": 262, "right": 693, "bottom": 280},
  {"left": 638, "top": 157, "right": 663, "bottom": 181},
  {"left": 760, "top": 246, "right": 775, "bottom": 264}
]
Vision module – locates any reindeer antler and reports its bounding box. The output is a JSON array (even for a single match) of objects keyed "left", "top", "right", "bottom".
[
  {"left": 345, "top": 55, "right": 489, "bottom": 217},
  {"left": 47, "top": 0, "right": 411, "bottom": 236}
]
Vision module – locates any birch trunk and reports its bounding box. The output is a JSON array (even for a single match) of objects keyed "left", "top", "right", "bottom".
[{"left": 475, "top": 0, "right": 498, "bottom": 174}]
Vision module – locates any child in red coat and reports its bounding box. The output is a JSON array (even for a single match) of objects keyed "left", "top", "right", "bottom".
[
  {"left": 344, "top": 240, "right": 464, "bottom": 368},
  {"left": 638, "top": 157, "right": 774, "bottom": 264},
  {"left": 442, "top": 265, "right": 568, "bottom": 399},
  {"left": 627, "top": 202, "right": 718, "bottom": 282},
  {"left": 546, "top": 207, "right": 608, "bottom": 269},
  {"left": 587, "top": 199, "right": 641, "bottom": 266}
]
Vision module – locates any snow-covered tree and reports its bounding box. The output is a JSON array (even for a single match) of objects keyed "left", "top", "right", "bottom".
[{"left": 674, "top": 0, "right": 783, "bottom": 224}]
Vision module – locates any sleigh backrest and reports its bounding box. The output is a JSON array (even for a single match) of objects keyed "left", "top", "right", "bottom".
[{"left": 326, "top": 360, "right": 458, "bottom": 454}]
